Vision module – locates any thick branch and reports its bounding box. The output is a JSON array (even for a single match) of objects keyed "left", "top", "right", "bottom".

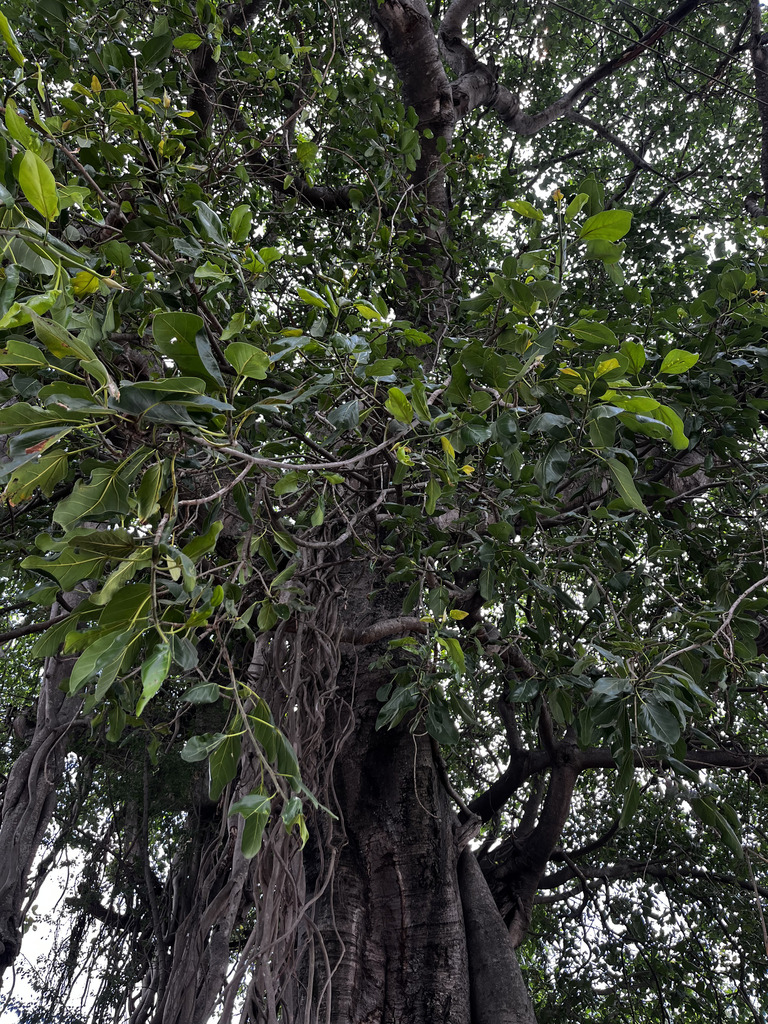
[
  {"left": 0, "top": 643, "right": 81, "bottom": 971},
  {"left": 749, "top": 0, "right": 768, "bottom": 214},
  {"left": 458, "top": 850, "right": 538, "bottom": 1024},
  {"left": 187, "top": 0, "right": 270, "bottom": 127},
  {"left": 440, "top": 0, "right": 705, "bottom": 137},
  {"left": 480, "top": 740, "right": 581, "bottom": 946},
  {"left": 371, "top": 0, "right": 455, "bottom": 214},
  {"left": 0, "top": 612, "right": 71, "bottom": 647},
  {"left": 340, "top": 616, "right": 428, "bottom": 646},
  {"left": 240, "top": 141, "right": 354, "bottom": 213},
  {"left": 469, "top": 743, "right": 768, "bottom": 824},
  {"left": 540, "top": 859, "right": 768, "bottom": 902},
  {"left": 577, "top": 746, "right": 768, "bottom": 782}
]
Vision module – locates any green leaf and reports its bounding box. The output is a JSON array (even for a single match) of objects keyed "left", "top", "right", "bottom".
[
  {"left": 585, "top": 239, "right": 625, "bottom": 264},
  {"left": 606, "top": 459, "right": 647, "bottom": 514},
  {"left": 136, "top": 641, "right": 172, "bottom": 716},
  {"left": 619, "top": 780, "right": 642, "bottom": 828},
  {"left": 229, "top": 791, "right": 271, "bottom": 817},
  {"left": 281, "top": 796, "right": 309, "bottom": 846},
  {"left": 411, "top": 380, "right": 431, "bottom": 422},
  {"left": 296, "top": 139, "right": 317, "bottom": 167},
  {"left": 506, "top": 200, "right": 544, "bottom": 221},
  {"left": 240, "top": 810, "right": 270, "bottom": 858},
  {"left": 230, "top": 793, "right": 271, "bottom": 858},
  {"left": 0, "top": 339, "right": 48, "bottom": 367},
  {"left": 659, "top": 349, "right": 699, "bottom": 374},
  {"left": 0, "top": 11, "right": 25, "bottom": 67},
  {"left": 579, "top": 210, "right": 632, "bottom": 241},
  {"left": 53, "top": 467, "right": 131, "bottom": 529},
  {"left": 29, "top": 314, "right": 108, "bottom": 385},
  {"left": 0, "top": 402, "right": 73, "bottom": 433},
  {"left": 181, "top": 682, "right": 220, "bottom": 704},
  {"left": 384, "top": 387, "right": 413, "bottom": 424},
  {"left": 376, "top": 683, "right": 419, "bottom": 730},
  {"left": 606, "top": 394, "right": 659, "bottom": 414},
  {"left": 153, "top": 313, "right": 221, "bottom": 385},
  {"left": 594, "top": 357, "right": 621, "bottom": 379},
  {"left": 426, "top": 703, "right": 459, "bottom": 745},
  {"left": 4, "top": 450, "right": 68, "bottom": 502},
  {"left": 567, "top": 320, "right": 618, "bottom": 346},
  {"left": 153, "top": 311, "right": 204, "bottom": 348},
  {"left": 617, "top": 412, "right": 672, "bottom": 443},
  {"left": 365, "top": 358, "right": 401, "bottom": 379},
  {"left": 354, "top": 301, "right": 383, "bottom": 321},
  {"left": 229, "top": 203, "right": 252, "bottom": 243},
  {"left": 274, "top": 471, "right": 302, "bottom": 496},
  {"left": 620, "top": 340, "right": 646, "bottom": 374},
  {"left": 182, "top": 520, "right": 223, "bottom": 561},
  {"left": 653, "top": 404, "right": 689, "bottom": 450},
  {"left": 98, "top": 583, "right": 152, "bottom": 632},
  {"left": 173, "top": 33, "right": 203, "bottom": 50},
  {"left": 68, "top": 629, "right": 136, "bottom": 696},
  {"left": 160, "top": 542, "right": 197, "bottom": 593},
  {"left": 439, "top": 636, "right": 465, "bottom": 674},
  {"left": 246, "top": 698, "right": 277, "bottom": 760},
  {"left": 18, "top": 151, "right": 59, "bottom": 220},
  {"left": 4, "top": 98, "right": 32, "bottom": 147},
  {"left": 136, "top": 462, "right": 164, "bottom": 521},
  {"left": 91, "top": 549, "right": 152, "bottom": 606},
  {"left": 209, "top": 732, "right": 240, "bottom": 801},
  {"left": 257, "top": 600, "right": 279, "bottom": 631},
  {"left": 564, "top": 193, "right": 589, "bottom": 224},
  {"left": 425, "top": 476, "right": 440, "bottom": 515},
  {"left": 276, "top": 731, "right": 301, "bottom": 787},
  {"left": 171, "top": 636, "right": 199, "bottom": 671},
  {"left": 193, "top": 200, "right": 225, "bottom": 242},
  {"left": 225, "top": 342, "right": 270, "bottom": 379},
  {"left": 311, "top": 496, "right": 325, "bottom": 526},
  {"left": 691, "top": 798, "right": 743, "bottom": 860},
  {"left": 181, "top": 732, "right": 227, "bottom": 762},
  {"left": 22, "top": 546, "right": 109, "bottom": 590},
  {"left": 296, "top": 287, "right": 328, "bottom": 309},
  {"left": 639, "top": 698, "right": 681, "bottom": 745}
]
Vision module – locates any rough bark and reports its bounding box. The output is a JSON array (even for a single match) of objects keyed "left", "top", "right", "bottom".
[
  {"left": 0, "top": 613, "right": 82, "bottom": 972},
  {"left": 293, "top": 562, "right": 473, "bottom": 1024},
  {"left": 458, "top": 850, "right": 537, "bottom": 1024},
  {"left": 148, "top": 753, "right": 261, "bottom": 1024},
  {"left": 749, "top": 0, "right": 768, "bottom": 214}
]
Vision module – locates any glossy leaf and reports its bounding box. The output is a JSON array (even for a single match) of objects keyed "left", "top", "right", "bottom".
[{"left": 18, "top": 151, "right": 58, "bottom": 220}]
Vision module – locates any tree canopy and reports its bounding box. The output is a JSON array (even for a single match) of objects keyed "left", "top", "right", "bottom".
[{"left": 1, "top": 0, "right": 768, "bottom": 1022}]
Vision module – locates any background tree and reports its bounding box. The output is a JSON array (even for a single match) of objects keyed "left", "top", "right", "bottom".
[{"left": 0, "top": 0, "right": 768, "bottom": 1022}]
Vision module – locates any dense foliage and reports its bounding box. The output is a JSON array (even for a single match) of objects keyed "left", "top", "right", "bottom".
[{"left": 1, "top": 0, "right": 768, "bottom": 1021}]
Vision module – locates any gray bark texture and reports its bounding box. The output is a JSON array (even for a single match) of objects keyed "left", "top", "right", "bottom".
[
  {"left": 459, "top": 849, "right": 538, "bottom": 1024},
  {"left": 0, "top": 631, "right": 81, "bottom": 971},
  {"left": 289, "top": 561, "right": 539, "bottom": 1024}
]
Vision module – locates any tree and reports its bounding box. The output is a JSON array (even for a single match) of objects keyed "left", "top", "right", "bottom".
[{"left": 0, "top": 0, "right": 767, "bottom": 1020}]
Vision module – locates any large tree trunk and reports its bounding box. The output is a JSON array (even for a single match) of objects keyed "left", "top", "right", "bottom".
[
  {"left": 301, "top": 660, "right": 472, "bottom": 1023},
  {"left": 272, "top": 562, "right": 539, "bottom": 1024}
]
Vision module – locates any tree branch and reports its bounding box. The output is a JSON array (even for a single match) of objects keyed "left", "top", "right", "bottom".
[
  {"left": 567, "top": 112, "right": 665, "bottom": 176},
  {"left": 0, "top": 612, "right": 71, "bottom": 647},
  {"left": 748, "top": 0, "right": 768, "bottom": 215},
  {"left": 539, "top": 858, "right": 768, "bottom": 901},
  {"left": 187, "top": 0, "right": 270, "bottom": 127},
  {"left": 340, "top": 617, "right": 428, "bottom": 646},
  {"left": 372, "top": 0, "right": 455, "bottom": 214},
  {"left": 439, "top": 0, "right": 705, "bottom": 137},
  {"left": 469, "top": 742, "right": 768, "bottom": 825}
]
